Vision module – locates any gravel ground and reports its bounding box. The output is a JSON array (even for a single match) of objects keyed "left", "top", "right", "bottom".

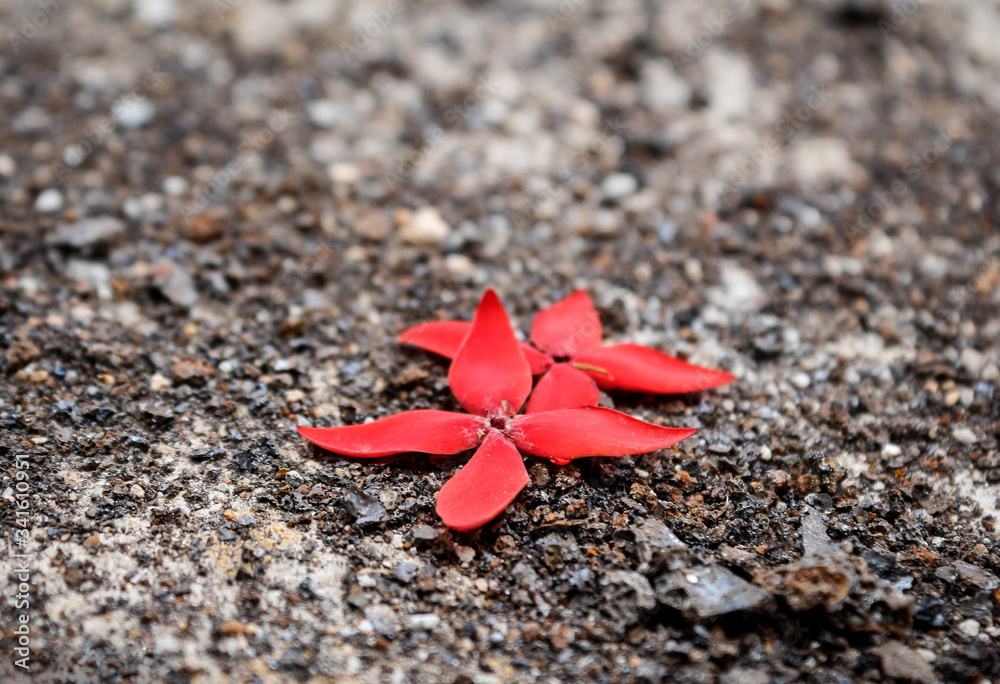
[{"left": 2, "top": 0, "right": 1000, "bottom": 682}]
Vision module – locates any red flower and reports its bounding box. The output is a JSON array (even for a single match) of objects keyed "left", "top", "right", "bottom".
[
  {"left": 399, "top": 290, "right": 734, "bottom": 413},
  {"left": 298, "top": 291, "right": 696, "bottom": 531}
]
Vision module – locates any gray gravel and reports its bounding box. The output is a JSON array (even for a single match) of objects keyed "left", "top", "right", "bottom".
[{"left": 1, "top": 0, "right": 999, "bottom": 682}]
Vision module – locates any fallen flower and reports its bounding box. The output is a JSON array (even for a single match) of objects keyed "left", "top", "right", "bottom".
[
  {"left": 399, "top": 290, "right": 734, "bottom": 413},
  {"left": 298, "top": 290, "right": 696, "bottom": 531}
]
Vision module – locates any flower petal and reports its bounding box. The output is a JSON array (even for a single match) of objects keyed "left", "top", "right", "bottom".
[
  {"left": 521, "top": 344, "right": 555, "bottom": 375},
  {"left": 530, "top": 290, "right": 602, "bottom": 357},
  {"left": 524, "top": 364, "right": 601, "bottom": 414},
  {"left": 398, "top": 320, "right": 470, "bottom": 358},
  {"left": 401, "top": 319, "right": 553, "bottom": 375},
  {"left": 510, "top": 406, "right": 696, "bottom": 464},
  {"left": 435, "top": 431, "right": 529, "bottom": 531},
  {"left": 297, "top": 410, "right": 484, "bottom": 458},
  {"left": 449, "top": 290, "right": 533, "bottom": 416},
  {"left": 573, "top": 344, "right": 735, "bottom": 394}
]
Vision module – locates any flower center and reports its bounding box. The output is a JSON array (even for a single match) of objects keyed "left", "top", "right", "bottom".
[{"left": 485, "top": 403, "right": 515, "bottom": 436}]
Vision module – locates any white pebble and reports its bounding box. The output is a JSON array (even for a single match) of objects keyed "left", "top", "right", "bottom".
[
  {"left": 63, "top": 144, "right": 87, "bottom": 167},
  {"left": 113, "top": 96, "right": 155, "bottom": 128},
  {"left": 791, "top": 372, "right": 811, "bottom": 389},
  {"left": 150, "top": 373, "right": 172, "bottom": 391},
  {"left": 601, "top": 173, "right": 638, "bottom": 200},
  {"left": 445, "top": 254, "right": 475, "bottom": 275},
  {"left": 327, "top": 163, "right": 360, "bottom": 186},
  {"left": 162, "top": 176, "right": 189, "bottom": 196},
  {"left": 960, "top": 347, "right": 986, "bottom": 375},
  {"left": 35, "top": 189, "right": 64, "bottom": 213},
  {"left": 307, "top": 100, "right": 339, "bottom": 129},
  {"left": 133, "top": 0, "right": 177, "bottom": 27},
  {"left": 409, "top": 614, "right": 440, "bottom": 630},
  {"left": 399, "top": 207, "right": 451, "bottom": 245},
  {"left": 957, "top": 619, "right": 980, "bottom": 637},
  {"left": 881, "top": 443, "right": 902, "bottom": 458},
  {"left": 122, "top": 197, "right": 143, "bottom": 220},
  {"left": 953, "top": 428, "right": 977, "bottom": 445},
  {"left": 0, "top": 153, "right": 15, "bottom": 177}
]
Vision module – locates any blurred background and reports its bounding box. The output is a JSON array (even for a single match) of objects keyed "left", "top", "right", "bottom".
[{"left": 2, "top": 0, "right": 999, "bottom": 681}]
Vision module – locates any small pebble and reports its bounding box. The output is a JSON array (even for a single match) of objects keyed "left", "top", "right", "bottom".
[
  {"left": 392, "top": 563, "right": 419, "bottom": 583},
  {"left": 162, "top": 176, "right": 189, "bottom": 196},
  {"left": 409, "top": 614, "right": 440, "bottom": 630},
  {"left": 882, "top": 443, "right": 902, "bottom": 458},
  {"left": 0, "top": 153, "right": 15, "bottom": 177},
  {"left": 953, "top": 428, "right": 977, "bottom": 445},
  {"left": 791, "top": 372, "right": 811, "bottom": 389},
  {"left": 960, "top": 347, "right": 986, "bottom": 375},
  {"left": 150, "top": 373, "right": 171, "bottom": 391},
  {"left": 307, "top": 100, "right": 339, "bottom": 128},
  {"left": 113, "top": 96, "right": 155, "bottom": 128},
  {"left": 957, "top": 619, "right": 980, "bottom": 637},
  {"left": 327, "top": 163, "right": 360, "bottom": 185},
  {"left": 445, "top": 254, "right": 475, "bottom": 275},
  {"left": 47, "top": 216, "right": 125, "bottom": 249},
  {"left": 134, "top": 0, "right": 178, "bottom": 27},
  {"left": 455, "top": 545, "right": 475, "bottom": 563},
  {"left": 398, "top": 207, "right": 451, "bottom": 245},
  {"left": 35, "top": 189, "right": 65, "bottom": 213},
  {"left": 601, "top": 173, "right": 639, "bottom": 200}
]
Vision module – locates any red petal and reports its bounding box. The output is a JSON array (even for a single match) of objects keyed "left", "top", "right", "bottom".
[
  {"left": 448, "top": 290, "right": 532, "bottom": 416},
  {"left": 524, "top": 364, "right": 601, "bottom": 414},
  {"left": 521, "top": 344, "right": 555, "bottom": 375},
  {"left": 510, "top": 407, "right": 696, "bottom": 465},
  {"left": 398, "top": 320, "right": 470, "bottom": 358},
  {"left": 400, "top": 320, "right": 552, "bottom": 374},
  {"left": 573, "top": 344, "right": 735, "bottom": 394},
  {"left": 435, "top": 431, "right": 529, "bottom": 531},
  {"left": 530, "top": 290, "right": 602, "bottom": 357},
  {"left": 297, "top": 411, "right": 484, "bottom": 457}
]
